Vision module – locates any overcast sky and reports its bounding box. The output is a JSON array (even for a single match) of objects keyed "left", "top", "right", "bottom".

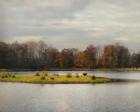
[{"left": 0, "top": 0, "right": 140, "bottom": 51}]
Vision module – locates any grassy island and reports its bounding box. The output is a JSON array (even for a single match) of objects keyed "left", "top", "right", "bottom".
[{"left": 0, "top": 72, "right": 112, "bottom": 84}]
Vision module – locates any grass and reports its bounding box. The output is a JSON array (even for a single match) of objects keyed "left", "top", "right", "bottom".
[{"left": 0, "top": 72, "right": 112, "bottom": 84}]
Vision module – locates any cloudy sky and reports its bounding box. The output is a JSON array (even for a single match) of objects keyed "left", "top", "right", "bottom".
[{"left": 0, "top": 0, "right": 140, "bottom": 51}]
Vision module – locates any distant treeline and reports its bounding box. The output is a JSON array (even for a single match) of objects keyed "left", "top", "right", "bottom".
[{"left": 0, "top": 41, "right": 140, "bottom": 69}]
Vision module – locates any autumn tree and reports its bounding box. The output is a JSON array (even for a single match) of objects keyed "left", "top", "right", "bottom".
[
  {"left": 102, "top": 44, "right": 130, "bottom": 68},
  {"left": 83, "top": 45, "right": 97, "bottom": 68},
  {"left": 74, "top": 51, "right": 86, "bottom": 68},
  {"left": 0, "top": 41, "right": 138, "bottom": 69}
]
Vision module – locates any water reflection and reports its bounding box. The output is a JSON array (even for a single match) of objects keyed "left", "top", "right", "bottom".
[{"left": 0, "top": 83, "right": 140, "bottom": 112}]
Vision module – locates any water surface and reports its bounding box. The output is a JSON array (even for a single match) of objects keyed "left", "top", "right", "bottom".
[{"left": 0, "top": 82, "right": 140, "bottom": 112}]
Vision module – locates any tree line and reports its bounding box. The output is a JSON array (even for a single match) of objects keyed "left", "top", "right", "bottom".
[{"left": 0, "top": 41, "right": 139, "bottom": 69}]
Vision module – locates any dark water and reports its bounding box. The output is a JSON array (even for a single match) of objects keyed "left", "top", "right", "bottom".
[
  {"left": 13, "top": 71, "right": 140, "bottom": 80},
  {"left": 0, "top": 82, "right": 140, "bottom": 112}
]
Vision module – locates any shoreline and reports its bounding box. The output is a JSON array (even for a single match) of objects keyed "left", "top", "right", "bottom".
[
  {"left": 0, "top": 73, "right": 112, "bottom": 84},
  {"left": 0, "top": 74, "right": 139, "bottom": 84},
  {"left": 0, "top": 78, "right": 139, "bottom": 84},
  {"left": 0, "top": 69, "right": 140, "bottom": 84}
]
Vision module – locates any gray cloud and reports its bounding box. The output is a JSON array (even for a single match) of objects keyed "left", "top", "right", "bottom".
[{"left": 0, "top": 0, "right": 140, "bottom": 52}]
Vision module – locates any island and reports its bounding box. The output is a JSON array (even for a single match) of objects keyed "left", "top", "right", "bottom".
[{"left": 0, "top": 72, "right": 112, "bottom": 84}]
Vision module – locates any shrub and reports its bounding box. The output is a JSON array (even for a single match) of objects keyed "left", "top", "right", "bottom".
[
  {"left": 92, "top": 75, "right": 96, "bottom": 80},
  {"left": 66, "top": 73, "right": 72, "bottom": 78},
  {"left": 35, "top": 72, "right": 40, "bottom": 76},
  {"left": 2, "top": 76, "right": 5, "bottom": 78},
  {"left": 83, "top": 73, "right": 87, "bottom": 76},
  {"left": 12, "top": 75, "right": 16, "bottom": 78},
  {"left": 4, "top": 75, "right": 8, "bottom": 78},
  {"left": 50, "top": 77, "right": 54, "bottom": 80},
  {"left": 41, "top": 76, "right": 45, "bottom": 80}
]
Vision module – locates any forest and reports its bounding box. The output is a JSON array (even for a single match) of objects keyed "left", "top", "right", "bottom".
[{"left": 0, "top": 41, "right": 139, "bottom": 69}]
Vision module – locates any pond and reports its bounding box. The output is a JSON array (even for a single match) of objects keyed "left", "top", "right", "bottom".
[{"left": 0, "top": 82, "right": 140, "bottom": 112}]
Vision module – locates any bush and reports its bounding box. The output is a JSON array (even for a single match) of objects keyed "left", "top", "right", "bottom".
[
  {"left": 41, "top": 76, "right": 45, "bottom": 80},
  {"left": 83, "top": 73, "right": 87, "bottom": 76},
  {"left": 2, "top": 76, "right": 5, "bottom": 78},
  {"left": 3, "top": 75, "right": 8, "bottom": 78},
  {"left": 35, "top": 72, "right": 40, "bottom": 76},
  {"left": 66, "top": 73, "right": 72, "bottom": 78},
  {"left": 50, "top": 77, "right": 54, "bottom": 80},
  {"left": 12, "top": 75, "right": 16, "bottom": 78},
  {"left": 92, "top": 75, "right": 96, "bottom": 80}
]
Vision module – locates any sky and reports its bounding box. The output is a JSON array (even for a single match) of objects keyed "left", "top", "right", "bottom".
[{"left": 0, "top": 0, "right": 140, "bottom": 52}]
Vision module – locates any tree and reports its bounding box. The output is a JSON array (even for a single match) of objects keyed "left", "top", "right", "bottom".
[
  {"left": 74, "top": 51, "right": 86, "bottom": 68},
  {"left": 83, "top": 45, "right": 97, "bottom": 68},
  {"left": 103, "top": 45, "right": 116, "bottom": 68},
  {"left": 44, "top": 47, "right": 60, "bottom": 68},
  {"left": 102, "top": 44, "right": 130, "bottom": 68},
  {"left": 0, "top": 42, "right": 9, "bottom": 68},
  {"left": 0, "top": 40, "right": 138, "bottom": 69},
  {"left": 117, "top": 45, "right": 130, "bottom": 68},
  {"left": 131, "top": 52, "right": 140, "bottom": 68},
  {"left": 60, "top": 48, "right": 77, "bottom": 68}
]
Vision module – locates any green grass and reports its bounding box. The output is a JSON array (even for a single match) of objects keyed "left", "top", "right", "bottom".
[{"left": 0, "top": 72, "right": 112, "bottom": 84}]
